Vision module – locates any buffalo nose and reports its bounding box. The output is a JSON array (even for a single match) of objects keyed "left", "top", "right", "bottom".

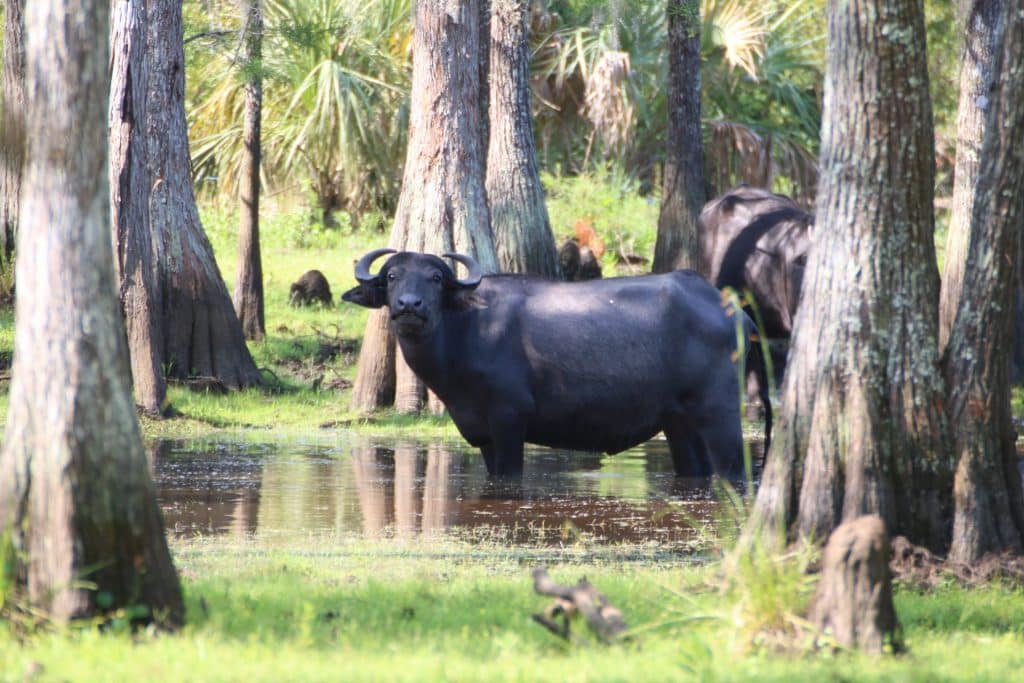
[{"left": 397, "top": 294, "right": 422, "bottom": 311}]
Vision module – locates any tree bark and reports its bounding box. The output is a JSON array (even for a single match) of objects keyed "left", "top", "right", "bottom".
[
  {"left": 938, "top": 0, "right": 1003, "bottom": 349},
  {"left": 479, "top": 0, "right": 491, "bottom": 163},
  {"left": 945, "top": 1, "right": 1024, "bottom": 564},
  {"left": 110, "top": 0, "right": 167, "bottom": 415},
  {"left": 350, "top": 0, "right": 498, "bottom": 414},
  {"left": 233, "top": 0, "right": 266, "bottom": 341},
  {"left": 350, "top": 309, "right": 397, "bottom": 411},
  {"left": 745, "top": 0, "right": 952, "bottom": 551},
  {"left": 0, "top": 0, "right": 25, "bottom": 294},
  {"left": 486, "top": 0, "right": 560, "bottom": 277},
  {"left": 0, "top": 0, "right": 183, "bottom": 626},
  {"left": 652, "top": 0, "right": 704, "bottom": 274},
  {"left": 109, "top": 0, "right": 262, "bottom": 396}
]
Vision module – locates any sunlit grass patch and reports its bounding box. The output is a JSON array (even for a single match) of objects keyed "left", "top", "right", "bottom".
[
  {"left": 145, "top": 384, "right": 461, "bottom": 439},
  {"left": 7, "top": 533, "right": 1024, "bottom": 682}
]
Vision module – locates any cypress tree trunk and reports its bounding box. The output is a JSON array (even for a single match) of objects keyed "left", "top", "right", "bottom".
[
  {"left": 746, "top": 0, "right": 952, "bottom": 551},
  {"left": 234, "top": 0, "right": 266, "bottom": 341},
  {"left": 350, "top": 0, "right": 497, "bottom": 414},
  {"left": 110, "top": 0, "right": 167, "bottom": 415},
  {"left": 486, "top": 0, "right": 560, "bottom": 277},
  {"left": 0, "top": 0, "right": 25, "bottom": 293},
  {"left": 945, "top": 1, "right": 1024, "bottom": 563},
  {"left": 479, "top": 0, "right": 491, "bottom": 162},
  {"left": 147, "top": 0, "right": 261, "bottom": 386},
  {"left": 110, "top": 0, "right": 262, "bottom": 395},
  {"left": 652, "top": 0, "right": 704, "bottom": 274},
  {"left": 350, "top": 310, "right": 396, "bottom": 411},
  {"left": 0, "top": 0, "right": 183, "bottom": 626},
  {"left": 938, "top": 0, "right": 1003, "bottom": 349}
]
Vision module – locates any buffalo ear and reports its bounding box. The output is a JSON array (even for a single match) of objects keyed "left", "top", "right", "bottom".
[
  {"left": 445, "top": 289, "right": 487, "bottom": 311},
  {"left": 341, "top": 282, "right": 387, "bottom": 309}
]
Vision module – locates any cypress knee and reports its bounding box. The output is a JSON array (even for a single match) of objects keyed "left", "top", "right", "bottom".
[{"left": 810, "top": 515, "right": 901, "bottom": 654}]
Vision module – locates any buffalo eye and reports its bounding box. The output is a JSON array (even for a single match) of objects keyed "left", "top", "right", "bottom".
[
  {"left": 387, "top": 272, "right": 396, "bottom": 281},
  {"left": 432, "top": 273, "right": 442, "bottom": 284}
]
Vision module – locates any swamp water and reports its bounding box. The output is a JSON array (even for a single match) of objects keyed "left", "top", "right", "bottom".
[{"left": 153, "top": 438, "right": 763, "bottom": 548}]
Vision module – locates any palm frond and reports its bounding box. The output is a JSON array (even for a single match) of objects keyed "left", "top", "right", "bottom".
[
  {"left": 188, "top": 0, "right": 411, "bottom": 216},
  {"left": 702, "top": 0, "right": 767, "bottom": 80}
]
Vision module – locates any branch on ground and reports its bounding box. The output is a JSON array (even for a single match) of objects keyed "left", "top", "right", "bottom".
[{"left": 531, "top": 567, "right": 627, "bottom": 643}]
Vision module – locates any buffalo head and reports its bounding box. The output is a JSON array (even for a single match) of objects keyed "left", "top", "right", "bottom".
[{"left": 342, "top": 249, "right": 484, "bottom": 338}]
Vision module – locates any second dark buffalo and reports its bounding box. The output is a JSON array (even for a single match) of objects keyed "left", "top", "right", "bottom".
[
  {"left": 701, "top": 185, "right": 813, "bottom": 340},
  {"left": 343, "top": 249, "right": 770, "bottom": 478},
  {"left": 289, "top": 269, "right": 333, "bottom": 307},
  {"left": 700, "top": 186, "right": 813, "bottom": 394}
]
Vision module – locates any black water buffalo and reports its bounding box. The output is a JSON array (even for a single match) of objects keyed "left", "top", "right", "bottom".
[
  {"left": 700, "top": 185, "right": 813, "bottom": 340},
  {"left": 342, "top": 249, "right": 771, "bottom": 477},
  {"left": 290, "top": 269, "right": 334, "bottom": 307}
]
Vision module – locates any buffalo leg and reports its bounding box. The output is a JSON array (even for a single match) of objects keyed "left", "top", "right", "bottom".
[
  {"left": 696, "top": 419, "right": 745, "bottom": 478},
  {"left": 663, "top": 417, "right": 711, "bottom": 477},
  {"left": 485, "top": 412, "right": 526, "bottom": 476},
  {"left": 693, "top": 364, "right": 746, "bottom": 477},
  {"left": 480, "top": 441, "right": 524, "bottom": 476},
  {"left": 479, "top": 444, "right": 497, "bottom": 475}
]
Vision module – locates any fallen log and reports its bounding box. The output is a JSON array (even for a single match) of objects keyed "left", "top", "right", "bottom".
[{"left": 531, "top": 567, "right": 626, "bottom": 643}]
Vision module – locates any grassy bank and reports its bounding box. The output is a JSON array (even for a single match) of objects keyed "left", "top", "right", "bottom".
[
  {"left": 0, "top": 174, "right": 662, "bottom": 439},
  {"left": 4, "top": 534, "right": 1024, "bottom": 681}
]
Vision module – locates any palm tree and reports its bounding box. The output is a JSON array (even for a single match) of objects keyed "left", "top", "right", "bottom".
[
  {"left": 530, "top": 0, "right": 824, "bottom": 200},
  {"left": 186, "top": 0, "right": 823, "bottom": 215},
  {"left": 189, "top": 0, "right": 412, "bottom": 225}
]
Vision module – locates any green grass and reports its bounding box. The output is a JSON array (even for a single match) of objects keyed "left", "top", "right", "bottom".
[
  {"left": 3, "top": 186, "right": 1024, "bottom": 680},
  {"left": 202, "top": 204, "right": 375, "bottom": 343},
  {"left": 543, "top": 170, "right": 660, "bottom": 275},
  {"left": 4, "top": 534, "right": 1024, "bottom": 682}
]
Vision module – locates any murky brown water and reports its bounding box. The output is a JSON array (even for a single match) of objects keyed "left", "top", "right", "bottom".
[{"left": 153, "top": 438, "right": 763, "bottom": 547}]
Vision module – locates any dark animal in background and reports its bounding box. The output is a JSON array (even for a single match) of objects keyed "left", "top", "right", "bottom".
[
  {"left": 289, "top": 269, "right": 333, "bottom": 307},
  {"left": 700, "top": 185, "right": 813, "bottom": 390},
  {"left": 558, "top": 240, "right": 603, "bottom": 281},
  {"left": 342, "top": 249, "right": 771, "bottom": 478}
]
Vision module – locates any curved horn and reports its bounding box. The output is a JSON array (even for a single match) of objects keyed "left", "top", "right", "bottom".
[
  {"left": 442, "top": 252, "right": 483, "bottom": 288},
  {"left": 354, "top": 248, "right": 397, "bottom": 283}
]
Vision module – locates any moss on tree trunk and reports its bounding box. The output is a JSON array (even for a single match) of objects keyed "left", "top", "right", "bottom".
[
  {"left": 746, "top": 0, "right": 953, "bottom": 551},
  {"left": 486, "top": 0, "right": 560, "bottom": 277},
  {"left": 945, "top": 1, "right": 1024, "bottom": 563},
  {"left": 0, "top": 0, "right": 183, "bottom": 626}
]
